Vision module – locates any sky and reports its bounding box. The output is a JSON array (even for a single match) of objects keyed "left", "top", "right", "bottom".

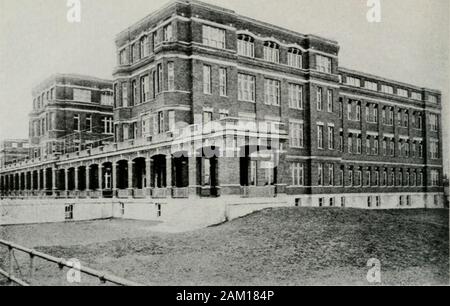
[{"left": 0, "top": 0, "right": 449, "bottom": 173}]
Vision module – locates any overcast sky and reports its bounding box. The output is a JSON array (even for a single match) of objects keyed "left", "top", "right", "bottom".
[{"left": 0, "top": 0, "right": 449, "bottom": 173}]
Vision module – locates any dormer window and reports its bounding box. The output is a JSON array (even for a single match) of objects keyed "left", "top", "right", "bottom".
[
  {"left": 315, "top": 55, "right": 332, "bottom": 74},
  {"left": 345, "top": 76, "right": 361, "bottom": 87},
  {"left": 287, "top": 48, "right": 302, "bottom": 68},
  {"left": 381, "top": 85, "right": 394, "bottom": 94},
  {"left": 411, "top": 92, "right": 422, "bottom": 100},
  {"left": 202, "top": 25, "right": 225, "bottom": 49},
  {"left": 237, "top": 34, "right": 254, "bottom": 57},
  {"left": 263, "top": 41, "right": 280, "bottom": 63},
  {"left": 428, "top": 95, "right": 438, "bottom": 103}
]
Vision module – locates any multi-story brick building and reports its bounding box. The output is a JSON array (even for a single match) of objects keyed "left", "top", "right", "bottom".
[
  {"left": 0, "top": 139, "right": 30, "bottom": 169},
  {"left": 0, "top": 0, "right": 444, "bottom": 220},
  {"left": 29, "top": 74, "right": 114, "bottom": 158}
]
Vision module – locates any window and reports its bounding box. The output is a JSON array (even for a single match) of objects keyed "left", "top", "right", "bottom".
[
  {"left": 289, "top": 121, "right": 304, "bottom": 148},
  {"left": 416, "top": 114, "right": 423, "bottom": 129},
  {"left": 399, "top": 196, "right": 404, "bottom": 207},
  {"left": 250, "top": 160, "right": 257, "bottom": 186},
  {"left": 291, "top": 163, "right": 304, "bottom": 186},
  {"left": 132, "top": 80, "right": 137, "bottom": 106},
  {"left": 168, "top": 111, "right": 176, "bottom": 132},
  {"left": 122, "top": 124, "right": 129, "bottom": 140},
  {"left": 73, "top": 89, "right": 91, "bottom": 103},
  {"left": 364, "top": 81, "right": 378, "bottom": 91},
  {"left": 238, "top": 74, "right": 255, "bottom": 102},
  {"left": 317, "top": 88, "right": 323, "bottom": 111},
  {"left": 365, "top": 170, "right": 371, "bottom": 186},
  {"left": 382, "top": 170, "right": 387, "bottom": 186},
  {"left": 86, "top": 115, "right": 92, "bottom": 133},
  {"left": 287, "top": 48, "right": 302, "bottom": 68},
  {"left": 203, "top": 65, "right": 212, "bottom": 94},
  {"left": 153, "top": 31, "right": 160, "bottom": 49},
  {"left": 366, "top": 138, "right": 371, "bottom": 155},
  {"left": 374, "top": 171, "right": 379, "bottom": 186},
  {"left": 428, "top": 95, "right": 438, "bottom": 103},
  {"left": 356, "top": 137, "right": 362, "bottom": 154},
  {"left": 345, "top": 77, "right": 361, "bottom": 87},
  {"left": 318, "top": 198, "right": 324, "bottom": 207},
  {"left": 203, "top": 111, "right": 213, "bottom": 125},
  {"left": 157, "top": 64, "right": 163, "bottom": 94},
  {"left": 122, "top": 83, "right": 128, "bottom": 107},
  {"left": 397, "top": 88, "right": 408, "bottom": 98},
  {"left": 103, "top": 117, "right": 113, "bottom": 134},
  {"left": 156, "top": 203, "right": 162, "bottom": 217},
  {"left": 219, "top": 68, "right": 227, "bottom": 97},
  {"left": 430, "top": 139, "right": 439, "bottom": 159},
  {"left": 119, "top": 49, "right": 128, "bottom": 65},
  {"left": 317, "top": 125, "right": 324, "bottom": 149},
  {"left": 131, "top": 43, "right": 138, "bottom": 62},
  {"left": 429, "top": 114, "right": 439, "bottom": 132},
  {"left": 237, "top": 34, "right": 254, "bottom": 57},
  {"left": 73, "top": 115, "right": 80, "bottom": 132},
  {"left": 339, "top": 99, "right": 343, "bottom": 118},
  {"left": 168, "top": 62, "right": 175, "bottom": 92},
  {"left": 328, "top": 126, "right": 335, "bottom": 150},
  {"left": 390, "top": 171, "right": 395, "bottom": 186},
  {"left": 140, "top": 35, "right": 149, "bottom": 57},
  {"left": 65, "top": 204, "right": 74, "bottom": 220},
  {"left": 202, "top": 25, "right": 225, "bottom": 49},
  {"left": 341, "top": 197, "right": 346, "bottom": 207},
  {"left": 289, "top": 84, "right": 303, "bottom": 109},
  {"left": 328, "top": 164, "right": 334, "bottom": 186},
  {"left": 348, "top": 136, "right": 353, "bottom": 153},
  {"left": 368, "top": 197, "right": 372, "bottom": 208},
  {"left": 316, "top": 55, "right": 332, "bottom": 73},
  {"left": 327, "top": 90, "right": 333, "bottom": 112},
  {"left": 347, "top": 102, "right": 352, "bottom": 120},
  {"left": 318, "top": 164, "right": 324, "bottom": 186},
  {"left": 141, "top": 115, "right": 150, "bottom": 136},
  {"left": 355, "top": 104, "right": 361, "bottom": 121},
  {"left": 163, "top": 24, "right": 173, "bottom": 42},
  {"left": 141, "top": 75, "right": 149, "bottom": 103},
  {"left": 374, "top": 139, "right": 379, "bottom": 155},
  {"left": 264, "top": 79, "right": 280, "bottom": 106},
  {"left": 381, "top": 85, "right": 394, "bottom": 94},
  {"left": 263, "top": 41, "right": 280, "bottom": 63},
  {"left": 329, "top": 198, "right": 335, "bottom": 207},
  {"left": 411, "top": 92, "right": 422, "bottom": 100},
  {"left": 159, "top": 112, "right": 165, "bottom": 134},
  {"left": 389, "top": 140, "right": 395, "bottom": 156},
  {"left": 387, "top": 108, "right": 394, "bottom": 125}
]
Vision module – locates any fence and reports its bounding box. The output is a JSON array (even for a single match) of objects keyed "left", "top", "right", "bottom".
[{"left": 0, "top": 239, "right": 142, "bottom": 286}]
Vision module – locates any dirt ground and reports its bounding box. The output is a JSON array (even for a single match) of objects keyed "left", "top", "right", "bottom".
[{"left": 0, "top": 208, "right": 448, "bottom": 286}]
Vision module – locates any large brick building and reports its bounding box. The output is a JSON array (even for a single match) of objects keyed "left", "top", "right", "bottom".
[
  {"left": 29, "top": 74, "right": 114, "bottom": 158},
  {"left": 0, "top": 139, "right": 30, "bottom": 169},
  {"left": 0, "top": 0, "right": 444, "bottom": 216}
]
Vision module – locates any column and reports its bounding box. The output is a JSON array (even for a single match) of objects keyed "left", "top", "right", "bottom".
[
  {"left": 166, "top": 155, "right": 172, "bottom": 191},
  {"left": 43, "top": 169, "right": 47, "bottom": 194},
  {"left": 188, "top": 156, "right": 198, "bottom": 196},
  {"left": 98, "top": 166, "right": 103, "bottom": 192},
  {"left": 64, "top": 169, "right": 69, "bottom": 196},
  {"left": 74, "top": 167, "right": 79, "bottom": 190},
  {"left": 128, "top": 160, "right": 133, "bottom": 196},
  {"left": 37, "top": 169, "right": 41, "bottom": 192},
  {"left": 85, "top": 165, "right": 90, "bottom": 192},
  {"left": 145, "top": 157, "right": 152, "bottom": 196},
  {"left": 52, "top": 168, "right": 57, "bottom": 195},
  {"left": 112, "top": 162, "right": 117, "bottom": 197}
]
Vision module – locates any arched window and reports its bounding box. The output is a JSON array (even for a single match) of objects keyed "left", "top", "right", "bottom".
[
  {"left": 237, "top": 34, "right": 254, "bottom": 57},
  {"left": 263, "top": 41, "right": 279, "bottom": 63},
  {"left": 287, "top": 47, "right": 302, "bottom": 68}
]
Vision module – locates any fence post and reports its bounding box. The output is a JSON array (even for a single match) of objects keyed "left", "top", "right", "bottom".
[{"left": 8, "top": 246, "right": 13, "bottom": 285}]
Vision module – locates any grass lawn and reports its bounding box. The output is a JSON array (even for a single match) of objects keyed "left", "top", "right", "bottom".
[{"left": 1, "top": 208, "right": 448, "bottom": 286}]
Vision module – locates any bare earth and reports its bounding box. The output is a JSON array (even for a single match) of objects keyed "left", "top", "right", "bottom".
[{"left": 0, "top": 208, "right": 448, "bottom": 286}]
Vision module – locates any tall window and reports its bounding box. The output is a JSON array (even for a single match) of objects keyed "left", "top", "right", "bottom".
[
  {"left": 348, "top": 136, "right": 353, "bottom": 153},
  {"left": 430, "top": 139, "right": 440, "bottom": 159},
  {"left": 355, "top": 104, "right": 361, "bottom": 121},
  {"left": 203, "top": 111, "right": 213, "bottom": 125},
  {"left": 168, "top": 62, "right": 175, "bottom": 92},
  {"left": 219, "top": 68, "right": 227, "bottom": 97},
  {"left": 289, "top": 121, "right": 304, "bottom": 148},
  {"left": 103, "top": 117, "right": 113, "bottom": 134},
  {"left": 327, "top": 90, "right": 333, "bottom": 112},
  {"left": 119, "top": 49, "right": 128, "bottom": 65},
  {"left": 140, "top": 35, "right": 149, "bottom": 57},
  {"left": 168, "top": 111, "right": 176, "bottom": 132},
  {"left": 123, "top": 124, "right": 129, "bottom": 140},
  {"left": 328, "top": 126, "right": 335, "bottom": 150},
  {"left": 291, "top": 163, "right": 304, "bottom": 186},
  {"left": 141, "top": 75, "right": 149, "bottom": 103},
  {"left": 264, "top": 79, "right": 280, "bottom": 106},
  {"left": 316, "top": 55, "right": 332, "bottom": 73},
  {"left": 356, "top": 137, "right": 362, "bottom": 154},
  {"left": 131, "top": 43, "right": 138, "bottom": 62},
  {"left": 158, "top": 112, "right": 165, "bottom": 134},
  {"left": 122, "top": 83, "right": 128, "bottom": 107},
  {"left": 429, "top": 114, "right": 439, "bottom": 131},
  {"left": 141, "top": 115, "right": 150, "bottom": 136},
  {"left": 163, "top": 24, "right": 173, "bottom": 42},
  {"left": 318, "top": 164, "right": 324, "bottom": 186},
  {"left": 287, "top": 48, "right": 302, "bottom": 68},
  {"left": 202, "top": 25, "right": 225, "bottom": 49},
  {"left": 317, "top": 88, "right": 323, "bottom": 111},
  {"left": 157, "top": 64, "right": 163, "bottom": 94},
  {"left": 238, "top": 73, "right": 255, "bottom": 102},
  {"left": 73, "top": 114, "right": 80, "bottom": 132},
  {"left": 289, "top": 84, "right": 303, "bottom": 109},
  {"left": 203, "top": 65, "right": 212, "bottom": 94},
  {"left": 317, "top": 124, "right": 324, "bottom": 149},
  {"left": 431, "top": 170, "right": 439, "bottom": 186},
  {"left": 86, "top": 115, "right": 92, "bottom": 133},
  {"left": 328, "top": 164, "right": 334, "bottom": 186},
  {"left": 237, "top": 34, "right": 254, "bottom": 57},
  {"left": 131, "top": 80, "right": 137, "bottom": 106},
  {"left": 347, "top": 102, "right": 352, "bottom": 120},
  {"left": 263, "top": 41, "right": 280, "bottom": 63}
]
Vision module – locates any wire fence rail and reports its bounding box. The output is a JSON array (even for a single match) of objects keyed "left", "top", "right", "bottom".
[{"left": 0, "top": 239, "right": 142, "bottom": 286}]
